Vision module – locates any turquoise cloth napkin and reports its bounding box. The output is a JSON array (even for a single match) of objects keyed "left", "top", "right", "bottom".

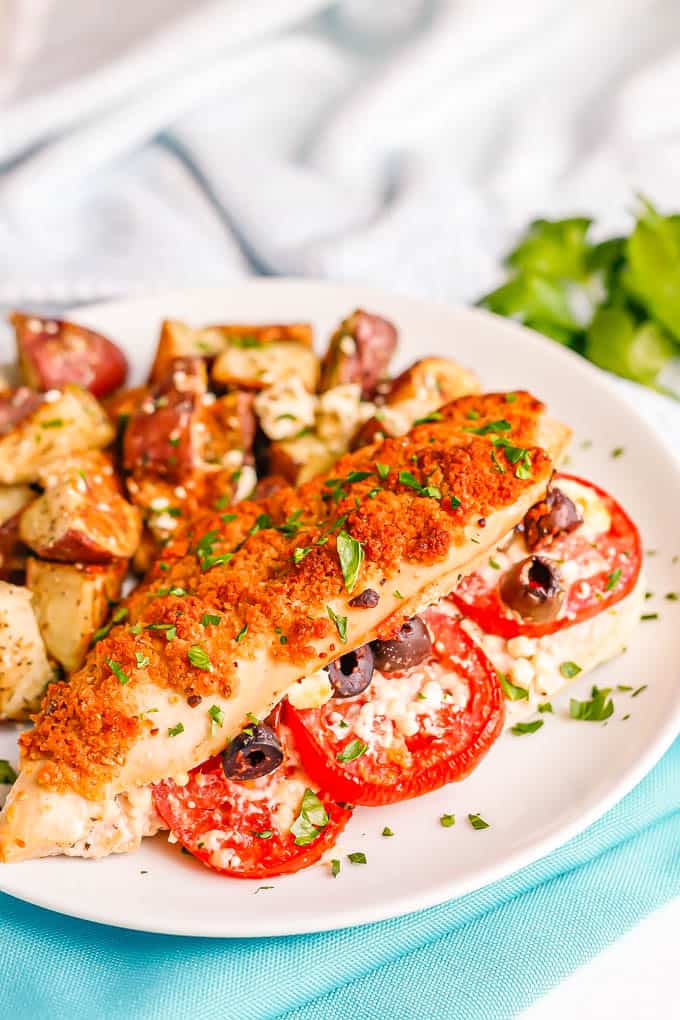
[{"left": 1, "top": 738, "right": 678, "bottom": 1020}]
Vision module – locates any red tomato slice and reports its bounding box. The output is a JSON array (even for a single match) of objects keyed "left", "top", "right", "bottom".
[
  {"left": 152, "top": 724, "right": 351, "bottom": 879},
  {"left": 283, "top": 612, "right": 504, "bottom": 807},
  {"left": 449, "top": 473, "right": 642, "bottom": 639}
]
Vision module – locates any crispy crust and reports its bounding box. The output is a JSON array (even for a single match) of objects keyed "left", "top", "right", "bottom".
[{"left": 20, "top": 392, "right": 567, "bottom": 798}]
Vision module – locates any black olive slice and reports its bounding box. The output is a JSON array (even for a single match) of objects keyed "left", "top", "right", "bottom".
[
  {"left": 499, "top": 555, "right": 564, "bottom": 623},
  {"left": 222, "top": 723, "right": 284, "bottom": 781},
  {"left": 371, "top": 616, "right": 432, "bottom": 673},
  {"left": 328, "top": 644, "right": 375, "bottom": 698}
]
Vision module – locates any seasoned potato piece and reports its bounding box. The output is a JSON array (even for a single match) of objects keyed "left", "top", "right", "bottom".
[
  {"left": 0, "top": 581, "right": 53, "bottom": 719},
  {"left": 27, "top": 558, "right": 126, "bottom": 674},
  {"left": 131, "top": 527, "right": 158, "bottom": 576},
  {"left": 319, "top": 309, "right": 397, "bottom": 398},
  {"left": 11, "top": 312, "right": 128, "bottom": 398},
  {"left": 20, "top": 451, "right": 141, "bottom": 562},
  {"left": 104, "top": 385, "right": 150, "bottom": 433},
  {"left": 354, "top": 356, "right": 480, "bottom": 447},
  {"left": 204, "top": 322, "right": 313, "bottom": 349},
  {"left": 0, "top": 485, "right": 34, "bottom": 581},
  {"left": 212, "top": 339, "right": 319, "bottom": 392},
  {"left": 0, "top": 385, "right": 114, "bottom": 484},
  {"left": 269, "top": 433, "right": 338, "bottom": 486}
]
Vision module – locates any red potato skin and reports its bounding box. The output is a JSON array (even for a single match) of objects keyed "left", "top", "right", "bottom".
[
  {"left": 320, "top": 309, "right": 398, "bottom": 399},
  {"left": 0, "top": 511, "right": 27, "bottom": 581},
  {"left": 123, "top": 358, "right": 206, "bottom": 482},
  {"left": 0, "top": 388, "right": 44, "bottom": 434},
  {"left": 11, "top": 313, "right": 128, "bottom": 399}
]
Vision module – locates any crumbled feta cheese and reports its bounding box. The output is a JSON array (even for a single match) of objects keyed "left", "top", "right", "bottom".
[
  {"left": 507, "top": 635, "right": 537, "bottom": 659},
  {"left": 254, "top": 377, "right": 316, "bottom": 440},
  {"left": 286, "top": 669, "right": 333, "bottom": 710}
]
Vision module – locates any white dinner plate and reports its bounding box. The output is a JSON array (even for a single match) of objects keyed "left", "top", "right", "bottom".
[{"left": 0, "top": 279, "right": 678, "bottom": 938}]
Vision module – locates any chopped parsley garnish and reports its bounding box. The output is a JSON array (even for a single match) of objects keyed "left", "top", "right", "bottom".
[
  {"left": 559, "top": 661, "right": 582, "bottom": 679},
  {"left": 214, "top": 494, "right": 231, "bottom": 510},
  {"left": 570, "top": 686, "right": 614, "bottom": 721},
  {"left": 382, "top": 827, "right": 394, "bottom": 837},
  {"left": 277, "top": 509, "right": 304, "bottom": 538},
  {"left": 168, "top": 722, "right": 184, "bottom": 737},
  {"left": 129, "top": 622, "right": 142, "bottom": 635},
  {"left": 413, "top": 411, "right": 443, "bottom": 425},
  {"left": 611, "top": 447, "right": 624, "bottom": 458},
  {"left": 253, "top": 830, "right": 273, "bottom": 840},
  {"left": 106, "top": 658, "right": 130, "bottom": 685},
  {"left": 640, "top": 613, "right": 658, "bottom": 621},
  {"left": 491, "top": 449, "right": 506, "bottom": 474},
  {"left": 488, "top": 557, "right": 501, "bottom": 570},
  {"left": 91, "top": 605, "right": 128, "bottom": 645},
  {"left": 450, "top": 495, "right": 461, "bottom": 509},
  {"left": 235, "top": 623, "right": 248, "bottom": 643},
  {"left": 145, "top": 623, "right": 177, "bottom": 641},
  {"left": 440, "top": 813, "right": 455, "bottom": 828},
  {"left": 665, "top": 592, "right": 679, "bottom": 601},
  {"left": 393, "top": 590, "right": 404, "bottom": 599},
  {"left": 248, "top": 513, "right": 272, "bottom": 537},
  {"left": 538, "top": 702, "right": 553, "bottom": 713},
  {"left": 323, "top": 470, "right": 372, "bottom": 503},
  {"left": 330, "top": 858, "right": 341, "bottom": 877},
  {"left": 397, "top": 469, "right": 442, "bottom": 500},
  {"left": 40, "top": 418, "right": 64, "bottom": 429},
  {"left": 498, "top": 672, "right": 529, "bottom": 701},
  {"left": 187, "top": 645, "right": 213, "bottom": 671},
  {"left": 0, "top": 760, "right": 17, "bottom": 784},
  {"left": 468, "top": 814, "right": 490, "bottom": 830},
  {"left": 254, "top": 885, "right": 274, "bottom": 894},
  {"left": 464, "top": 418, "right": 512, "bottom": 436},
  {"left": 293, "top": 546, "right": 313, "bottom": 565},
  {"left": 135, "top": 651, "right": 150, "bottom": 669},
  {"left": 466, "top": 408, "right": 480, "bottom": 419},
  {"left": 201, "top": 553, "right": 233, "bottom": 571},
  {"left": 505, "top": 393, "right": 518, "bottom": 403},
  {"left": 376, "top": 462, "right": 391, "bottom": 480},
  {"left": 207, "top": 705, "right": 223, "bottom": 735},
  {"left": 632, "top": 684, "right": 648, "bottom": 697},
  {"left": 336, "top": 530, "right": 364, "bottom": 593},
  {"left": 347, "top": 852, "right": 367, "bottom": 864},
  {"left": 221, "top": 513, "right": 237, "bottom": 524},
  {"left": 327, "top": 605, "right": 348, "bottom": 642},
  {"left": 605, "top": 568, "right": 622, "bottom": 591},
  {"left": 201, "top": 613, "right": 221, "bottom": 627},
  {"left": 491, "top": 436, "right": 533, "bottom": 479},
  {"left": 510, "top": 719, "right": 544, "bottom": 735},
  {"left": 336, "top": 738, "right": 367, "bottom": 762},
  {"left": 291, "top": 789, "right": 329, "bottom": 846},
  {"left": 617, "top": 684, "right": 633, "bottom": 692}
]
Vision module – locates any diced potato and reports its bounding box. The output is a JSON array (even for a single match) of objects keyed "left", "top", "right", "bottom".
[
  {"left": 27, "top": 558, "right": 126, "bottom": 674},
  {"left": 149, "top": 321, "right": 224, "bottom": 383},
  {"left": 319, "top": 309, "right": 397, "bottom": 398},
  {"left": 11, "top": 312, "right": 128, "bottom": 398},
  {"left": 212, "top": 340, "right": 319, "bottom": 392},
  {"left": 269, "top": 433, "right": 338, "bottom": 485},
  {"left": 204, "top": 322, "right": 313, "bottom": 349},
  {"left": 199, "top": 391, "right": 256, "bottom": 468},
  {"left": 20, "top": 451, "right": 141, "bottom": 562},
  {"left": 353, "top": 357, "right": 480, "bottom": 447},
  {"left": 0, "top": 581, "right": 53, "bottom": 719},
  {"left": 131, "top": 527, "right": 159, "bottom": 576},
  {"left": 104, "top": 385, "right": 150, "bottom": 432},
  {"left": 0, "top": 485, "right": 35, "bottom": 581},
  {"left": 0, "top": 384, "right": 114, "bottom": 484},
  {"left": 0, "top": 484, "right": 34, "bottom": 525}
]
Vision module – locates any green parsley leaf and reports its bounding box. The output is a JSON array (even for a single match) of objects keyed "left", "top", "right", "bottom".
[
  {"left": 168, "top": 722, "right": 184, "bottom": 737},
  {"left": 291, "top": 788, "right": 329, "bottom": 846},
  {"left": 559, "top": 661, "right": 582, "bottom": 679},
  {"left": 253, "top": 830, "right": 273, "bottom": 840},
  {"left": 214, "top": 493, "right": 231, "bottom": 510},
  {"left": 640, "top": 613, "right": 658, "bottom": 621},
  {"left": 413, "top": 411, "right": 443, "bottom": 425},
  {"left": 510, "top": 719, "right": 544, "bottom": 735},
  {"left": 538, "top": 702, "right": 553, "bottom": 713},
  {"left": 468, "top": 813, "right": 490, "bottom": 830},
  {"left": 40, "top": 418, "right": 64, "bottom": 429},
  {"left": 293, "top": 545, "right": 312, "bottom": 565},
  {"left": 376, "top": 462, "right": 391, "bottom": 480},
  {"left": 235, "top": 623, "right": 248, "bottom": 643},
  {"left": 505, "top": 393, "right": 518, "bottom": 403},
  {"left": 488, "top": 557, "right": 501, "bottom": 570},
  {"left": 326, "top": 605, "right": 348, "bottom": 642},
  {"left": 616, "top": 684, "right": 633, "bottom": 692},
  {"left": 106, "top": 658, "right": 130, "bottom": 686},
  {"left": 347, "top": 852, "right": 367, "bottom": 864},
  {"left": 0, "top": 760, "right": 17, "bottom": 784},
  {"left": 145, "top": 623, "right": 177, "bottom": 641},
  {"left": 336, "top": 530, "right": 364, "bottom": 593},
  {"left": 440, "top": 813, "right": 456, "bottom": 828},
  {"left": 498, "top": 672, "right": 529, "bottom": 701},
  {"left": 201, "top": 613, "right": 221, "bottom": 627},
  {"left": 336, "top": 738, "right": 368, "bottom": 762},
  {"left": 330, "top": 858, "right": 341, "bottom": 877},
  {"left": 208, "top": 704, "right": 224, "bottom": 736},
  {"left": 632, "top": 684, "right": 648, "bottom": 697},
  {"left": 570, "top": 688, "right": 614, "bottom": 721},
  {"left": 277, "top": 509, "right": 305, "bottom": 538},
  {"left": 135, "top": 651, "right": 150, "bottom": 669},
  {"left": 464, "top": 418, "right": 512, "bottom": 436},
  {"left": 188, "top": 645, "right": 213, "bottom": 672},
  {"left": 605, "top": 568, "right": 622, "bottom": 591},
  {"left": 382, "top": 827, "right": 394, "bottom": 837}
]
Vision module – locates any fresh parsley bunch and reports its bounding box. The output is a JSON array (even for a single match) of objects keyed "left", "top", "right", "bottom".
[{"left": 478, "top": 198, "right": 680, "bottom": 393}]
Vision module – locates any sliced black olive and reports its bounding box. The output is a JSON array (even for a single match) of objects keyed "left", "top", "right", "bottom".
[
  {"left": 328, "top": 643, "right": 374, "bottom": 698},
  {"left": 522, "top": 486, "right": 582, "bottom": 551},
  {"left": 222, "top": 723, "right": 283, "bottom": 781},
  {"left": 349, "top": 588, "right": 380, "bottom": 609},
  {"left": 499, "top": 555, "right": 564, "bottom": 623},
  {"left": 371, "top": 615, "right": 432, "bottom": 673}
]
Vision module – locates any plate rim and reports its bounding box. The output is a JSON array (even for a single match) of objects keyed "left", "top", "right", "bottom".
[{"left": 0, "top": 278, "right": 678, "bottom": 938}]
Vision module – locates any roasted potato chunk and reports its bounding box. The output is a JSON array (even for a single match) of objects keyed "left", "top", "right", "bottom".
[
  {"left": 319, "top": 309, "right": 397, "bottom": 398},
  {"left": 212, "top": 338, "right": 319, "bottom": 392},
  {"left": 0, "top": 581, "right": 53, "bottom": 719},
  {"left": 11, "top": 312, "right": 128, "bottom": 398},
  {"left": 269, "top": 433, "right": 338, "bottom": 486},
  {"left": 354, "top": 356, "right": 480, "bottom": 447},
  {"left": 0, "top": 385, "right": 115, "bottom": 484},
  {"left": 20, "top": 451, "right": 141, "bottom": 562},
  {"left": 123, "top": 358, "right": 207, "bottom": 482},
  {"left": 27, "top": 558, "right": 126, "bottom": 674},
  {"left": 0, "top": 485, "right": 34, "bottom": 581}
]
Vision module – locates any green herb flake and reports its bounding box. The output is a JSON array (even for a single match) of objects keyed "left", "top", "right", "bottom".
[
  {"left": 336, "top": 738, "right": 367, "bottom": 763},
  {"left": 106, "top": 658, "right": 130, "bottom": 686},
  {"left": 326, "top": 605, "right": 348, "bottom": 642},
  {"left": 559, "top": 661, "right": 582, "bottom": 679},
  {"left": 489, "top": 557, "right": 501, "bottom": 570},
  {"left": 617, "top": 684, "right": 633, "bottom": 692},
  {"left": 347, "top": 852, "right": 367, "bottom": 864},
  {"left": 235, "top": 623, "right": 248, "bottom": 643},
  {"left": 413, "top": 411, "right": 443, "bottom": 426},
  {"left": 505, "top": 393, "right": 518, "bottom": 403},
  {"left": 632, "top": 684, "right": 648, "bottom": 698},
  {"left": 293, "top": 545, "right": 312, "bottom": 565},
  {"left": 40, "top": 418, "right": 64, "bottom": 429},
  {"left": 510, "top": 719, "right": 544, "bottom": 735},
  {"left": 605, "top": 568, "right": 622, "bottom": 591},
  {"left": 393, "top": 590, "right": 404, "bottom": 600},
  {"left": 135, "top": 651, "right": 150, "bottom": 669},
  {"left": 382, "top": 827, "right": 394, "bottom": 837},
  {"left": 168, "top": 722, "right": 185, "bottom": 737},
  {"left": 187, "top": 645, "right": 213, "bottom": 672},
  {"left": 611, "top": 447, "right": 624, "bottom": 458},
  {"left": 468, "top": 814, "right": 490, "bottom": 830},
  {"left": 440, "top": 813, "right": 456, "bottom": 828},
  {"left": 254, "top": 885, "right": 274, "bottom": 894},
  {"left": 253, "top": 830, "right": 273, "bottom": 840},
  {"left": 665, "top": 592, "right": 679, "bottom": 601},
  {"left": 499, "top": 672, "right": 529, "bottom": 701},
  {"left": 538, "top": 702, "right": 553, "bottom": 713},
  {"left": 201, "top": 613, "right": 221, "bottom": 627},
  {"left": 464, "top": 418, "right": 512, "bottom": 436},
  {"left": 291, "top": 788, "right": 329, "bottom": 846},
  {"left": 336, "top": 530, "right": 364, "bottom": 593},
  {"left": 570, "top": 687, "right": 614, "bottom": 722},
  {"left": 376, "top": 462, "right": 391, "bottom": 481},
  {"left": 640, "top": 613, "right": 658, "bottom": 621}
]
